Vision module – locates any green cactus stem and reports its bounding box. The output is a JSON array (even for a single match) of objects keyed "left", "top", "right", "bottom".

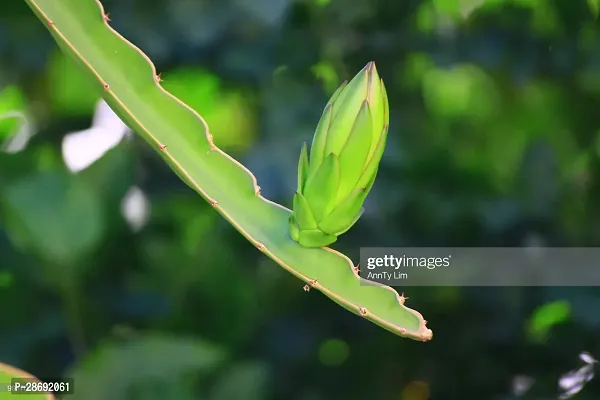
[
  {"left": 24, "top": 0, "right": 432, "bottom": 341},
  {"left": 0, "top": 362, "right": 56, "bottom": 399}
]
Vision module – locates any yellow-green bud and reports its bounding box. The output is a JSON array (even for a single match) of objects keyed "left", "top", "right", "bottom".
[{"left": 289, "top": 62, "right": 389, "bottom": 247}]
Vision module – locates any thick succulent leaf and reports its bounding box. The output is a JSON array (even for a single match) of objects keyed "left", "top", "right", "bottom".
[
  {"left": 292, "top": 191, "right": 317, "bottom": 230},
  {"left": 24, "top": 0, "right": 432, "bottom": 341},
  {"left": 337, "top": 101, "right": 373, "bottom": 203},
  {"left": 297, "top": 142, "right": 309, "bottom": 193},
  {"left": 303, "top": 153, "right": 340, "bottom": 221},
  {"left": 0, "top": 362, "right": 55, "bottom": 399},
  {"left": 308, "top": 104, "right": 333, "bottom": 177}
]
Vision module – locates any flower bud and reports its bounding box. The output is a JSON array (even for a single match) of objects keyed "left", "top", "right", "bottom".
[{"left": 289, "top": 62, "right": 389, "bottom": 247}]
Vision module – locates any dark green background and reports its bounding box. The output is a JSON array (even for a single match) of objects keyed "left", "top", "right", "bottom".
[{"left": 1, "top": 0, "right": 600, "bottom": 399}]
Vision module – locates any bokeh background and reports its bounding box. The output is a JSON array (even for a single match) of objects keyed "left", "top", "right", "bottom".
[{"left": 2, "top": 0, "right": 600, "bottom": 399}]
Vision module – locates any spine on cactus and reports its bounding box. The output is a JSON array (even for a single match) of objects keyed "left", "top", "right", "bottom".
[{"left": 289, "top": 62, "right": 389, "bottom": 248}]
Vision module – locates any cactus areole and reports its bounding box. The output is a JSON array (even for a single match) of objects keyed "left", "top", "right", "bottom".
[{"left": 289, "top": 62, "right": 390, "bottom": 247}]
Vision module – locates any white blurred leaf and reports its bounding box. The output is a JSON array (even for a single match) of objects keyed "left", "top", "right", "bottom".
[
  {"left": 511, "top": 375, "right": 534, "bottom": 396},
  {"left": 120, "top": 186, "right": 150, "bottom": 232},
  {"left": 62, "top": 100, "right": 130, "bottom": 173},
  {"left": 580, "top": 352, "right": 597, "bottom": 365},
  {"left": 558, "top": 353, "right": 596, "bottom": 399}
]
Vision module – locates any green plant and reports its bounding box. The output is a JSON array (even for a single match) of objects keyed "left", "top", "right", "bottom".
[
  {"left": 0, "top": 362, "right": 56, "bottom": 399},
  {"left": 24, "top": 0, "right": 432, "bottom": 341}
]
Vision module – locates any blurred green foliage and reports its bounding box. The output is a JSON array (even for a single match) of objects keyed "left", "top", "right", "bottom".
[
  {"left": 48, "top": 52, "right": 99, "bottom": 117},
  {"left": 528, "top": 300, "right": 571, "bottom": 343},
  {"left": 0, "top": 86, "right": 26, "bottom": 138},
  {"left": 161, "top": 67, "right": 257, "bottom": 151},
  {"left": 2, "top": 0, "right": 600, "bottom": 398}
]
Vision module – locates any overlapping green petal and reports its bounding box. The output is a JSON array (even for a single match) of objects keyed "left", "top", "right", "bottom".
[
  {"left": 297, "top": 142, "right": 309, "bottom": 192},
  {"left": 303, "top": 153, "right": 340, "bottom": 221},
  {"left": 337, "top": 101, "right": 373, "bottom": 201}
]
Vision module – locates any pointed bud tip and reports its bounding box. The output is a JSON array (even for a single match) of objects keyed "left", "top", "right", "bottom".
[
  {"left": 366, "top": 62, "right": 380, "bottom": 77},
  {"left": 363, "top": 62, "right": 381, "bottom": 88}
]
